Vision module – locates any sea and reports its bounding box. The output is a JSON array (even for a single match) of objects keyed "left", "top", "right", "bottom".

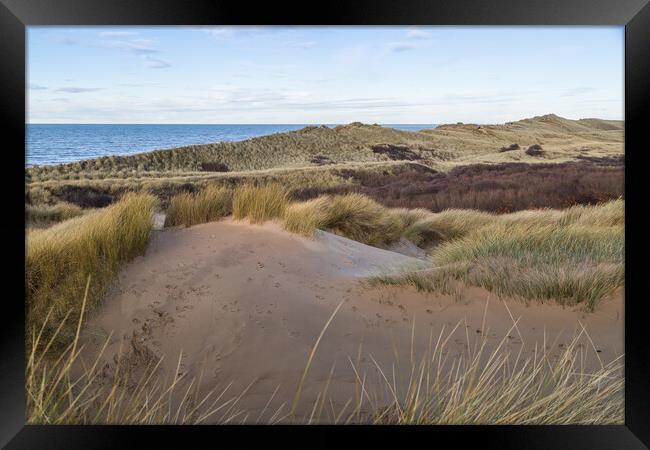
[{"left": 26, "top": 124, "right": 437, "bottom": 166}]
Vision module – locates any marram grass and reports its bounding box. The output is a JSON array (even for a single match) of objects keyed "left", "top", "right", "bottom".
[
  {"left": 233, "top": 184, "right": 290, "bottom": 224},
  {"left": 282, "top": 193, "right": 403, "bottom": 247},
  {"left": 164, "top": 185, "right": 232, "bottom": 227},
  {"left": 26, "top": 192, "right": 157, "bottom": 349},
  {"left": 26, "top": 201, "right": 83, "bottom": 225},
  {"left": 368, "top": 199, "right": 624, "bottom": 310}
]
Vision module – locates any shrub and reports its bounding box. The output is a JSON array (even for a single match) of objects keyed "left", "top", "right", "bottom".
[
  {"left": 525, "top": 144, "right": 544, "bottom": 156},
  {"left": 165, "top": 185, "right": 232, "bottom": 227},
  {"left": 499, "top": 143, "right": 520, "bottom": 152},
  {"left": 233, "top": 184, "right": 290, "bottom": 224},
  {"left": 201, "top": 162, "right": 230, "bottom": 172},
  {"left": 293, "top": 161, "right": 623, "bottom": 214}
]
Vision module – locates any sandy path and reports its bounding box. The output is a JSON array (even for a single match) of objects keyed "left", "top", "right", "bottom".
[{"left": 81, "top": 219, "right": 623, "bottom": 423}]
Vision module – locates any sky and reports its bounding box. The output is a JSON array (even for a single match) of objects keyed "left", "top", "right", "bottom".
[{"left": 27, "top": 26, "right": 624, "bottom": 124}]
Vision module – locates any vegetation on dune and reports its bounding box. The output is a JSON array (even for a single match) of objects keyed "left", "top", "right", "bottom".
[
  {"left": 283, "top": 196, "right": 332, "bottom": 236},
  {"left": 26, "top": 192, "right": 157, "bottom": 348},
  {"left": 27, "top": 124, "right": 424, "bottom": 181},
  {"left": 233, "top": 184, "right": 290, "bottom": 224},
  {"left": 26, "top": 201, "right": 83, "bottom": 225},
  {"left": 372, "top": 199, "right": 624, "bottom": 310},
  {"left": 295, "top": 160, "right": 624, "bottom": 214},
  {"left": 165, "top": 185, "right": 232, "bottom": 227},
  {"left": 284, "top": 193, "right": 404, "bottom": 247},
  {"left": 27, "top": 158, "right": 623, "bottom": 216},
  {"left": 26, "top": 115, "right": 623, "bottom": 185}
]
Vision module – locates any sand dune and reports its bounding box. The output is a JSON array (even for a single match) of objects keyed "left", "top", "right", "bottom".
[{"left": 81, "top": 219, "right": 623, "bottom": 422}]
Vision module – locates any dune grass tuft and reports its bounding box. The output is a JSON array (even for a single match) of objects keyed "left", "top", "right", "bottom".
[
  {"left": 26, "top": 192, "right": 157, "bottom": 348},
  {"left": 26, "top": 201, "right": 83, "bottom": 225},
  {"left": 233, "top": 184, "right": 290, "bottom": 224},
  {"left": 371, "top": 199, "right": 624, "bottom": 309},
  {"left": 282, "top": 193, "right": 403, "bottom": 246},
  {"left": 164, "top": 185, "right": 232, "bottom": 227},
  {"left": 283, "top": 195, "right": 332, "bottom": 236}
]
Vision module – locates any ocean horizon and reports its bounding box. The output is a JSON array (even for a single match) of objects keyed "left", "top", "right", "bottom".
[{"left": 26, "top": 123, "right": 438, "bottom": 166}]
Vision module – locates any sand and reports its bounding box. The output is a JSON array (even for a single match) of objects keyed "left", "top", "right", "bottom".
[{"left": 80, "top": 219, "right": 623, "bottom": 423}]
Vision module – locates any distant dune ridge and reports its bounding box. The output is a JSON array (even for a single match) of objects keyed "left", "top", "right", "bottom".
[
  {"left": 27, "top": 114, "right": 622, "bottom": 179},
  {"left": 26, "top": 114, "right": 624, "bottom": 213}
]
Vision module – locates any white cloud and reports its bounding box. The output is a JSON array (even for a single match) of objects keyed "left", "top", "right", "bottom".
[
  {"left": 56, "top": 87, "right": 102, "bottom": 93},
  {"left": 28, "top": 83, "right": 47, "bottom": 90},
  {"left": 104, "top": 38, "right": 160, "bottom": 55},
  {"left": 57, "top": 37, "right": 78, "bottom": 45},
  {"left": 387, "top": 42, "right": 419, "bottom": 52},
  {"left": 201, "top": 26, "right": 266, "bottom": 40},
  {"left": 286, "top": 41, "right": 316, "bottom": 49},
  {"left": 144, "top": 56, "right": 171, "bottom": 69},
  {"left": 406, "top": 28, "right": 432, "bottom": 40},
  {"left": 98, "top": 31, "right": 138, "bottom": 37}
]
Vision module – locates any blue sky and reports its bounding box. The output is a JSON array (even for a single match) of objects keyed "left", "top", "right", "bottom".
[{"left": 27, "top": 26, "right": 624, "bottom": 124}]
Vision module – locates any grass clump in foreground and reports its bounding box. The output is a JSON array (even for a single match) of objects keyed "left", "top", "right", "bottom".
[
  {"left": 348, "top": 324, "right": 622, "bottom": 425},
  {"left": 28, "top": 296, "right": 623, "bottom": 425},
  {"left": 371, "top": 199, "right": 624, "bottom": 310},
  {"left": 26, "top": 192, "right": 157, "bottom": 348},
  {"left": 164, "top": 185, "right": 232, "bottom": 227},
  {"left": 233, "top": 184, "right": 290, "bottom": 224},
  {"left": 26, "top": 202, "right": 83, "bottom": 225},
  {"left": 27, "top": 287, "right": 244, "bottom": 425}
]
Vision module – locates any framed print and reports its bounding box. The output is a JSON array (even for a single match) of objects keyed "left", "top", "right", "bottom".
[{"left": 1, "top": 0, "right": 649, "bottom": 447}]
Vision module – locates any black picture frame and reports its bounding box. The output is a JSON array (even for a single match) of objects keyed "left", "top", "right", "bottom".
[{"left": 2, "top": 0, "right": 648, "bottom": 447}]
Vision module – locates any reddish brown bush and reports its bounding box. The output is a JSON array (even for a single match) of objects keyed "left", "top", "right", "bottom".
[
  {"left": 525, "top": 144, "right": 544, "bottom": 156},
  {"left": 292, "top": 161, "right": 624, "bottom": 213},
  {"left": 201, "top": 162, "right": 230, "bottom": 172},
  {"left": 371, "top": 144, "right": 422, "bottom": 161}
]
